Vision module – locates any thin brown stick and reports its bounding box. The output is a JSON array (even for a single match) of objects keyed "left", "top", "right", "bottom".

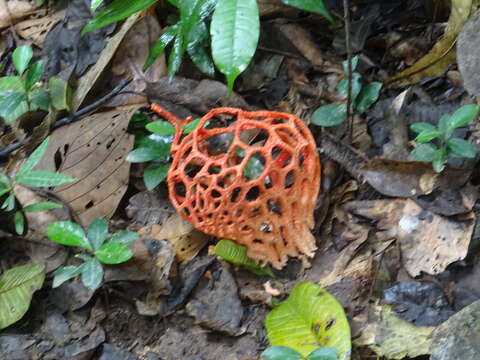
[{"left": 343, "top": 0, "right": 353, "bottom": 143}]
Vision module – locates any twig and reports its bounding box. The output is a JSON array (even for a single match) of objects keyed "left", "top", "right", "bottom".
[{"left": 343, "top": 0, "right": 353, "bottom": 143}]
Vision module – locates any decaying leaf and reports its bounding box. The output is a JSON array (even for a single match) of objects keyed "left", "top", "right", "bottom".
[
  {"left": 14, "top": 10, "right": 65, "bottom": 47},
  {"left": 0, "top": 0, "right": 40, "bottom": 29}
]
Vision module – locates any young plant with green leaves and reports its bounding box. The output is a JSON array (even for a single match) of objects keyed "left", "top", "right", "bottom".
[
  {"left": 0, "top": 136, "right": 76, "bottom": 234},
  {"left": 46, "top": 219, "right": 139, "bottom": 290},
  {"left": 409, "top": 104, "right": 479, "bottom": 172},
  {"left": 311, "top": 56, "right": 382, "bottom": 127},
  {"left": 0, "top": 46, "right": 71, "bottom": 124}
]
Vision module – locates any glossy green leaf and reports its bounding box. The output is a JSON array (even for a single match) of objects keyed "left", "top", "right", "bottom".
[
  {"left": 29, "top": 88, "right": 50, "bottom": 111},
  {"left": 432, "top": 148, "right": 447, "bottom": 173},
  {"left": 87, "top": 218, "right": 109, "bottom": 250},
  {"left": 52, "top": 265, "right": 85, "bottom": 288},
  {"left": 18, "top": 136, "right": 50, "bottom": 176},
  {"left": 211, "top": 239, "right": 274, "bottom": 276},
  {"left": 95, "top": 241, "right": 133, "bottom": 264},
  {"left": 438, "top": 114, "right": 451, "bottom": 135},
  {"left": 342, "top": 56, "right": 358, "bottom": 75},
  {"left": 81, "top": 258, "right": 103, "bottom": 290},
  {"left": 0, "top": 90, "right": 27, "bottom": 124},
  {"left": 2, "top": 193, "right": 15, "bottom": 211},
  {"left": 410, "top": 122, "right": 437, "bottom": 134},
  {"left": 48, "top": 77, "right": 71, "bottom": 111},
  {"left": 0, "top": 263, "right": 45, "bottom": 329},
  {"left": 46, "top": 221, "right": 92, "bottom": 250},
  {"left": 409, "top": 143, "right": 437, "bottom": 162},
  {"left": 110, "top": 230, "right": 139, "bottom": 245},
  {"left": 82, "top": 0, "right": 157, "bottom": 33},
  {"left": 144, "top": 162, "right": 170, "bottom": 190},
  {"left": 146, "top": 120, "right": 176, "bottom": 135},
  {"left": 354, "top": 82, "right": 382, "bottom": 114},
  {"left": 445, "top": 104, "right": 479, "bottom": 131},
  {"left": 311, "top": 104, "right": 347, "bottom": 127},
  {"left": 91, "top": 0, "right": 105, "bottom": 12},
  {"left": 265, "top": 282, "right": 351, "bottom": 359},
  {"left": 12, "top": 46, "right": 33, "bottom": 75},
  {"left": 183, "top": 118, "right": 203, "bottom": 134},
  {"left": 144, "top": 24, "right": 179, "bottom": 70},
  {"left": 25, "top": 60, "right": 44, "bottom": 91},
  {"left": 261, "top": 346, "right": 303, "bottom": 360},
  {"left": 336, "top": 72, "right": 362, "bottom": 101},
  {"left": 307, "top": 347, "right": 338, "bottom": 360},
  {"left": 14, "top": 211, "right": 24, "bottom": 234},
  {"left": 447, "top": 138, "right": 478, "bottom": 158},
  {"left": 15, "top": 170, "right": 76, "bottom": 187},
  {"left": 414, "top": 130, "right": 441, "bottom": 143},
  {"left": 211, "top": 0, "right": 260, "bottom": 95},
  {"left": 23, "top": 201, "right": 62, "bottom": 213},
  {"left": 281, "top": 0, "right": 334, "bottom": 22},
  {"left": 0, "top": 76, "right": 23, "bottom": 91},
  {"left": 187, "top": 22, "right": 215, "bottom": 77},
  {"left": 167, "top": 32, "right": 185, "bottom": 77},
  {"left": 127, "top": 145, "right": 169, "bottom": 163}
]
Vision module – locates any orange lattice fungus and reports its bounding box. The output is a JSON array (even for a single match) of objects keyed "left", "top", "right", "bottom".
[{"left": 151, "top": 104, "right": 321, "bottom": 269}]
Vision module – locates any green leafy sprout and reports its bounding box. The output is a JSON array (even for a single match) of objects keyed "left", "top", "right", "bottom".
[
  {"left": 46, "top": 219, "right": 139, "bottom": 290},
  {"left": 311, "top": 56, "right": 383, "bottom": 127},
  {"left": 409, "top": 104, "right": 479, "bottom": 172}
]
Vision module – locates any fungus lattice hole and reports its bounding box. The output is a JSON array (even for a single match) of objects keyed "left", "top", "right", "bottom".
[
  {"left": 245, "top": 186, "right": 260, "bottom": 201},
  {"left": 253, "top": 239, "right": 263, "bottom": 244},
  {"left": 243, "top": 152, "right": 265, "bottom": 180},
  {"left": 298, "top": 151, "right": 305, "bottom": 169},
  {"left": 208, "top": 165, "right": 221, "bottom": 174},
  {"left": 175, "top": 181, "right": 186, "bottom": 197},
  {"left": 218, "top": 171, "right": 236, "bottom": 188},
  {"left": 271, "top": 146, "right": 292, "bottom": 168},
  {"left": 272, "top": 117, "right": 288, "bottom": 124},
  {"left": 267, "top": 199, "right": 282, "bottom": 216},
  {"left": 205, "top": 114, "right": 238, "bottom": 129},
  {"left": 231, "top": 187, "right": 242, "bottom": 203},
  {"left": 185, "top": 157, "right": 205, "bottom": 178},
  {"left": 211, "top": 189, "right": 222, "bottom": 198},
  {"left": 241, "top": 225, "right": 253, "bottom": 233},
  {"left": 285, "top": 170, "right": 295, "bottom": 189},
  {"left": 203, "top": 131, "right": 234, "bottom": 156}
]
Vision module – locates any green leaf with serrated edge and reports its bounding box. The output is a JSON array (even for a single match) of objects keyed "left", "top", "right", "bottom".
[
  {"left": 0, "top": 76, "right": 23, "bottom": 90},
  {"left": 95, "top": 241, "right": 133, "bottom": 264},
  {"left": 0, "top": 90, "right": 27, "bottom": 124},
  {"left": 2, "top": 193, "right": 15, "bottom": 211},
  {"left": 52, "top": 265, "right": 85, "bottom": 288},
  {"left": 354, "top": 82, "right": 382, "bottom": 114},
  {"left": 15, "top": 170, "right": 76, "bottom": 187},
  {"left": 81, "top": 258, "right": 103, "bottom": 290},
  {"left": 414, "top": 130, "right": 441, "bottom": 143},
  {"left": 211, "top": 239, "right": 274, "bottom": 276},
  {"left": 87, "top": 218, "right": 109, "bottom": 250},
  {"left": 261, "top": 346, "right": 304, "bottom": 360},
  {"left": 23, "top": 201, "right": 62, "bottom": 213},
  {"left": 144, "top": 24, "right": 179, "bottom": 70},
  {"left": 410, "top": 122, "right": 437, "bottom": 134},
  {"left": 146, "top": 121, "right": 176, "bottom": 135},
  {"left": 307, "top": 347, "right": 338, "bottom": 360},
  {"left": 432, "top": 148, "right": 447, "bottom": 173},
  {"left": 409, "top": 143, "right": 437, "bottom": 162},
  {"left": 14, "top": 211, "right": 24, "bottom": 234},
  {"left": 265, "top": 282, "right": 351, "bottom": 358},
  {"left": 25, "top": 60, "right": 44, "bottom": 91},
  {"left": 48, "top": 77, "right": 71, "bottom": 111},
  {"left": 12, "top": 46, "right": 33, "bottom": 76},
  {"left": 211, "top": 0, "right": 260, "bottom": 95},
  {"left": 282, "top": 0, "right": 333, "bottom": 22},
  {"left": 110, "top": 230, "right": 139, "bottom": 245},
  {"left": 144, "top": 162, "right": 170, "bottom": 190},
  {"left": 0, "top": 263, "right": 45, "bottom": 329},
  {"left": 447, "top": 138, "right": 478, "bottom": 158},
  {"left": 311, "top": 104, "right": 347, "bottom": 127},
  {"left": 445, "top": 104, "right": 479, "bottom": 131},
  {"left": 18, "top": 136, "right": 50, "bottom": 176},
  {"left": 167, "top": 31, "right": 185, "bottom": 77},
  {"left": 29, "top": 88, "right": 50, "bottom": 111},
  {"left": 46, "top": 221, "right": 92, "bottom": 250},
  {"left": 337, "top": 72, "right": 362, "bottom": 101},
  {"left": 82, "top": 0, "right": 157, "bottom": 33},
  {"left": 342, "top": 56, "right": 359, "bottom": 74}
]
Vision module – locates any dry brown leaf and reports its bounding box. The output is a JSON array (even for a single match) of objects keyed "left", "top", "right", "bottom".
[
  {"left": 0, "top": 0, "right": 39, "bottom": 29},
  {"left": 345, "top": 199, "right": 475, "bottom": 276},
  {"left": 14, "top": 9, "right": 64, "bottom": 46},
  {"left": 36, "top": 108, "right": 136, "bottom": 226},
  {"left": 277, "top": 23, "right": 324, "bottom": 67}
]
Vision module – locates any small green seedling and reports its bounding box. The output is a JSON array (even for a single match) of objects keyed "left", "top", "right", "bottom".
[
  {"left": 261, "top": 346, "right": 339, "bottom": 360},
  {"left": 409, "top": 104, "right": 479, "bottom": 172},
  {"left": 46, "top": 219, "right": 139, "bottom": 290},
  {"left": 311, "top": 56, "right": 382, "bottom": 127},
  {"left": 0, "top": 136, "right": 76, "bottom": 234}
]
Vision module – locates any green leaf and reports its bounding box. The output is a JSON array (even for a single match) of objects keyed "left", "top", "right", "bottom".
[
  {"left": 0, "top": 188, "right": 10, "bottom": 197},
  {"left": 265, "top": 282, "right": 351, "bottom": 359},
  {"left": 127, "top": 143, "right": 170, "bottom": 163},
  {"left": 2, "top": 193, "right": 15, "bottom": 211},
  {"left": 183, "top": 118, "right": 202, "bottom": 134},
  {"left": 211, "top": 239, "right": 274, "bottom": 276},
  {"left": 167, "top": 31, "right": 185, "bottom": 77},
  {"left": 23, "top": 201, "right": 62, "bottom": 213},
  {"left": 95, "top": 241, "right": 133, "bottom": 264},
  {"left": 110, "top": 230, "right": 139, "bottom": 245},
  {"left": 12, "top": 46, "right": 33, "bottom": 75},
  {"left": 187, "top": 22, "right": 215, "bottom": 77},
  {"left": 46, "top": 221, "right": 92, "bottom": 250},
  {"left": 0, "top": 173, "right": 10, "bottom": 187},
  {"left": 244, "top": 153, "right": 265, "bottom": 180},
  {"left": 0, "top": 90, "right": 27, "bottom": 124},
  {"left": 261, "top": 346, "right": 304, "bottom": 360},
  {"left": 29, "top": 88, "right": 50, "bottom": 111},
  {"left": 281, "top": 0, "right": 333, "bottom": 22},
  {"left": 307, "top": 347, "right": 338, "bottom": 360},
  {"left": 91, "top": 0, "right": 105, "bottom": 12},
  {"left": 81, "top": 258, "right": 104, "bottom": 290},
  {"left": 25, "top": 60, "right": 44, "bottom": 91},
  {"left": 443, "top": 104, "right": 479, "bottom": 132},
  {"left": 432, "top": 148, "right": 447, "bottom": 173},
  {"left": 0, "top": 263, "right": 45, "bottom": 329},
  {"left": 447, "top": 138, "right": 478, "bottom": 158},
  {"left": 437, "top": 114, "right": 451, "bottom": 135},
  {"left": 354, "top": 82, "right": 382, "bottom": 114},
  {"left": 146, "top": 120, "right": 176, "bottom": 135},
  {"left": 311, "top": 104, "right": 347, "bottom": 127},
  {"left": 52, "top": 265, "right": 84, "bottom": 288},
  {"left": 82, "top": 0, "right": 157, "bottom": 33},
  {"left": 48, "top": 77, "right": 71, "bottom": 111},
  {"left": 144, "top": 162, "right": 170, "bottom": 190},
  {"left": 18, "top": 136, "right": 50, "bottom": 176},
  {"left": 87, "top": 218, "right": 109, "bottom": 250},
  {"left": 410, "top": 122, "right": 437, "bottom": 134},
  {"left": 14, "top": 211, "right": 25, "bottom": 234},
  {"left": 15, "top": 170, "right": 76, "bottom": 187},
  {"left": 409, "top": 143, "right": 438, "bottom": 162},
  {"left": 336, "top": 72, "right": 362, "bottom": 101},
  {"left": 0, "top": 76, "right": 24, "bottom": 90},
  {"left": 211, "top": 0, "right": 260, "bottom": 95},
  {"left": 342, "top": 56, "right": 358, "bottom": 74},
  {"left": 180, "top": 0, "right": 216, "bottom": 45},
  {"left": 144, "top": 24, "right": 179, "bottom": 70},
  {"left": 414, "top": 130, "right": 441, "bottom": 143}
]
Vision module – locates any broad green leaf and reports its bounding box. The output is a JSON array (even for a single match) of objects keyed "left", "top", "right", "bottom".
[
  {"left": 12, "top": 46, "right": 33, "bottom": 75},
  {"left": 342, "top": 56, "right": 358, "bottom": 74},
  {"left": 0, "top": 76, "right": 23, "bottom": 90},
  {"left": 46, "top": 221, "right": 92, "bottom": 250},
  {"left": 18, "top": 136, "right": 50, "bottom": 176},
  {"left": 95, "top": 241, "right": 133, "bottom": 264},
  {"left": 336, "top": 72, "right": 362, "bottom": 101},
  {"left": 2, "top": 193, "right": 15, "bottom": 211},
  {"left": 81, "top": 258, "right": 103, "bottom": 290},
  {"left": 15, "top": 170, "right": 76, "bottom": 187},
  {"left": 87, "top": 218, "right": 109, "bottom": 250},
  {"left": 445, "top": 104, "right": 479, "bottom": 131},
  {"left": 91, "top": 0, "right": 105, "bottom": 12},
  {"left": 311, "top": 104, "right": 347, "bottom": 127},
  {"left": 110, "top": 230, "right": 139, "bottom": 245},
  {"left": 144, "top": 24, "right": 179, "bottom": 70},
  {"left": 48, "top": 77, "right": 71, "bottom": 111},
  {"left": 0, "top": 263, "right": 45, "bottom": 329},
  {"left": 265, "top": 282, "right": 351, "bottom": 359},
  {"left": 210, "top": 239, "right": 274, "bottom": 276},
  {"left": 307, "top": 347, "right": 338, "bottom": 360},
  {"left": 0, "top": 188, "right": 10, "bottom": 197},
  {"left": 0, "top": 90, "right": 27, "bottom": 124},
  {"left": 354, "top": 82, "right": 382, "bottom": 114},
  {"left": 144, "top": 162, "right": 170, "bottom": 190},
  {"left": 409, "top": 143, "right": 437, "bottom": 162},
  {"left": 414, "top": 130, "right": 441, "bottom": 143},
  {"left": 0, "top": 173, "right": 10, "bottom": 187},
  {"left": 281, "top": 0, "right": 334, "bottom": 22},
  {"left": 167, "top": 31, "right": 185, "bottom": 77},
  {"left": 179, "top": 0, "right": 216, "bottom": 45},
  {"left": 14, "top": 211, "right": 24, "bottom": 234},
  {"left": 437, "top": 114, "right": 451, "bottom": 135},
  {"left": 25, "top": 60, "right": 44, "bottom": 91},
  {"left": 183, "top": 118, "right": 203, "bottom": 134},
  {"left": 187, "top": 22, "right": 215, "bottom": 77},
  {"left": 82, "top": 0, "right": 157, "bottom": 33},
  {"left": 261, "top": 346, "right": 304, "bottom": 360},
  {"left": 52, "top": 265, "right": 84, "bottom": 288},
  {"left": 447, "top": 138, "right": 478, "bottom": 158},
  {"left": 432, "top": 148, "right": 447, "bottom": 173},
  {"left": 211, "top": 0, "right": 260, "bottom": 95},
  {"left": 23, "top": 201, "right": 62, "bottom": 213},
  {"left": 410, "top": 122, "right": 437, "bottom": 134},
  {"left": 127, "top": 144, "right": 170, "bottom": 163},
  {"left": 146, "top": 120, "right": 176, "bottom": 135},
  {"left": 29, "top": 88, "right": 50, "bottom": 111}
]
